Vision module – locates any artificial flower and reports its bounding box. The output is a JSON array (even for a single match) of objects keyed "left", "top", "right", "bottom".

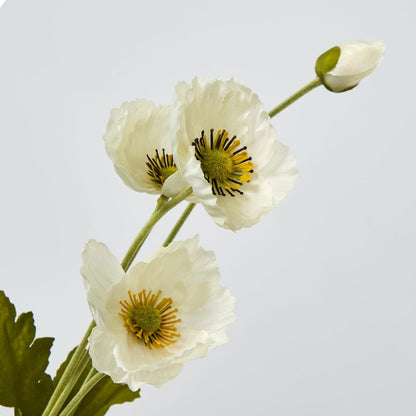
[
  {"left": 103, "top": 99, "right": 180, "bottom": 195},
  {"left": 81, "top": 236, "right": 235, "bottom": 391},
  {"left": 171, "top": 77, "right": 298, "bottom": 231},
  {"left": 315, "top": 40, "right": 385, "bottom": 92}
]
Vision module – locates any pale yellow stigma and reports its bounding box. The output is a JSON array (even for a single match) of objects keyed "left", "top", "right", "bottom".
[
  {"left": 192, "top": 129, "right": 253, "bottom": 197},
  {"left": 146, "top": 148, "right": 178, "bottom": 187},
  {"left": 119, "top": 289, "right": 181, "bottom": 350}
]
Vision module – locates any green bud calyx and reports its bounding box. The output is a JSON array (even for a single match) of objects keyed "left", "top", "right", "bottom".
[{"left": 315, "top": 46, "right": 341, "bottom": 83}]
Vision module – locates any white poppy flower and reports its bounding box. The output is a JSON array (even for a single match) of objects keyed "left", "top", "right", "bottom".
[
  {"left": 315, "top": 40, "right": 385, "bottom": 92},
  {"left": 81, "top": 236, "right": 235, "bottom": 391},
  {"left": 103, "top": 99, "right": 180, "bottom": 196},
  {"left": 171, "top": 77, "right": 298, "bottom": 231}
]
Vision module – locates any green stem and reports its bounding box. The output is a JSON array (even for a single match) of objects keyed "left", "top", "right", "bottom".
[
  {"left": 47, "top": 349, "right": 90, "bottom": 416},
  {"left": 42, "top": 322, "right": 95, "bottom": 416},
  {"left": 81, "top": 366, "right": 97, "bottom": 386},
  {"left": 121, "top": 187, "right": 193, "bottom": 271},
  {"left": 163, "top": 202, "right": 196, "bottom": 247},
  {"left": 268, "top": 77, "right": 322, "bottom": 119},
  {"left": 59, "top": 373, "right": 106, "bottom": 416}
]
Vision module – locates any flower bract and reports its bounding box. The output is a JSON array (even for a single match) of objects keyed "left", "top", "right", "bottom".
[
  {"left": 81, "top": 236, "right": 235, "bottom": 390},
  {"left": 171, "top": 77, "right": 298, "bottom": 230},
  {"left": 315, "top": 40, "right": 385, "bottom": 92}
]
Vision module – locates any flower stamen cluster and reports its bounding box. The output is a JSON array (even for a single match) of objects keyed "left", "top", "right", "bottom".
[
  {"left": 119, "top": 289, "right": 181, "bottom": 349},
  {"left": 146, "top": 149, "right": 178, "bottom": 187},
  {"left": 192, "top": 129, "right": 253, "bottom": 197}
]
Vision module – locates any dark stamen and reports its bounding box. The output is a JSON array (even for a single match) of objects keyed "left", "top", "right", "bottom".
[
  {"left": 236, "top": 157, "right": 252, "bottom": 165},
  {"left": 216, "top": 130, "right": 226, "bottom": 149},
  {"left": 223, "top": 136, "right": 236, "bottom": 151},
  {"left": 233, "top": 146, "right": 247, "bottom": 156}
]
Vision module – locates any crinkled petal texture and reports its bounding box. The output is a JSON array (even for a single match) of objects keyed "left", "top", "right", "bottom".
[
  {"left": 103, "top": 99, "right": 180, "bottom": 195},
  {"left": 81, "top": 237, "right": 235, "bottom": 391},
  {"left": 172, "top": 77, "right": 298, "bottom": 231},
  {"left": 325, "top": 41, "right": 385, "bottom": 92}
]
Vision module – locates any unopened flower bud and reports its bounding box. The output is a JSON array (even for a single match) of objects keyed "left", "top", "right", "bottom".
[{"left": 315, "top": 41, "right": 384, "bottom": 92}]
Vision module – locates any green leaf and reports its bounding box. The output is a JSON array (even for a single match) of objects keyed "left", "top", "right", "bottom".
[
  {"left": 0, "top": 290, "right": 54, "bottom": 416},
  {"left": 54, "top": 347, "right": 140, "bottom": 415},
  {"left": 73, "top": 375, "right": 140, "bottom": 416}
]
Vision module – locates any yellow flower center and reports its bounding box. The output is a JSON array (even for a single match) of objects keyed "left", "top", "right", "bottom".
[
  {"left": 146, "top": 149, "right": 178, "bottom": 187},
  {"left": 192, "top": 129, "right": 254, "bottom": 196},
  {"left": 119, "top": 289, "right": 181, "bottom": 349}
]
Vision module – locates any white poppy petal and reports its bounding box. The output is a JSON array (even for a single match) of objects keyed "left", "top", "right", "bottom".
[
  {"left": 90, "top": 326, "right": 183, "bottom": 390},
  {"left": 89, "top": 326, "right": 133, "bottom": 386},
  {"left": 103, "top": 100, "right": 178, "bottom": 194},
  {"left": 161, "top": 170, "right": 188, "bottom": 197},
  {"left": 125, "top": 363, "right": 184, "bottom": 390},
  {"left": 81, "top": 240, "right": 124, "bottom": 324}
]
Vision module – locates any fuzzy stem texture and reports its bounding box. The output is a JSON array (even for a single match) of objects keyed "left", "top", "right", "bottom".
[
  {"left": 42, "top": 322, "right": 95, "bottom": 416},
  {"left": 163, "top": 202, "right": 196, "bottom": 247},
  {"left": 58, "top": 373, "right": 106, "bottom": 416},
  {"left": 268, "top": 77, "right": 322, "bottom": 118},
  {"left": 121, "top": 187, "right": 193, "bottom": 270}
]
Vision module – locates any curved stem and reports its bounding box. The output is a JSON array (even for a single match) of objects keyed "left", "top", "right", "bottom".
[
  {"left": 81, "top": 366, "right": 97, "bottom": 386},
  {"left": 163, "top": 202, "right": 196, "bottom": 247},
  {"left": 47, "top": 349, "right": 90, "bottom": 416},
  {"left": 268, "top": 77, "right": 322, "bottom": 119},
  {"left": 42, "top": 322, "right": 95, "bottom": 416},
  {"left": 59, "top": 373, "right": 106, "bottom": 416},
  {"left": 121, "top": 187, "right": 193, "bottom": 271},
  {"left": 120, "top": 195, "right": 168, "bottom": 271}
]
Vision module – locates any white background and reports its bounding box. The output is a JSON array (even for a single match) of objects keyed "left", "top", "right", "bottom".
[{"left": 1, "top": 1, "right": 415, "bottom": 415}]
